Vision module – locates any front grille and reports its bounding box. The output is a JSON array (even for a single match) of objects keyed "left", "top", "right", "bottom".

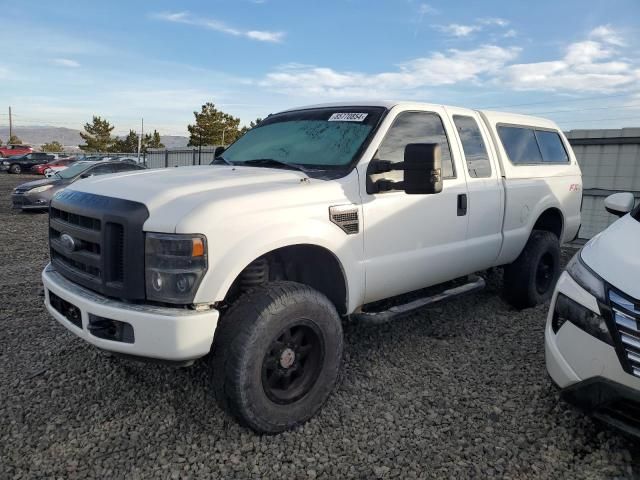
[
  {"left": 608, "top": 289, "right": 640, "bottom": 378},
  {"left": 49, "top": 190, "right": 149, "bottom": 300}
]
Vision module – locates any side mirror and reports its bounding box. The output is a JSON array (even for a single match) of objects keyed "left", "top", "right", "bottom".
[
  {"left": 214, "top": 146, "right": 226, "bottom": 158},
  {"left": 403, "top": 143, "right": 442, "bottom": 194},
  {"left": 367, "top": 143, "right": 442, "bottom": 195},
  {"left": 604, "top": 192, "right": 635, "bottom": 217},
  {"left": 80, "top": 173, "right": 93, "bottom": 179}
]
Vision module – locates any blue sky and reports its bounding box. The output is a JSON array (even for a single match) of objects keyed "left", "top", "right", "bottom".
[{"left": 1, "top": 0, "right": 639, "bottom": 136}]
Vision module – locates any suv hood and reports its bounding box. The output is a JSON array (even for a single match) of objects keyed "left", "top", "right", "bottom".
[
  {"left": 581, "top": 214, "right": 640, "bottom": 299},
  {"left": 67, "top": 165, "right": 354, "bottom": 232}
]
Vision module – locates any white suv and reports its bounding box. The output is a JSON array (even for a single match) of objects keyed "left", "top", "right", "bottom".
[{"left": 546, "top": 192, "right": 640, "bottom": 437}]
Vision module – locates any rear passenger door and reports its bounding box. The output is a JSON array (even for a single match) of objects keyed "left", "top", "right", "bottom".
[{"left": 447, "top": 108, "right": 503, "bottom": 270}]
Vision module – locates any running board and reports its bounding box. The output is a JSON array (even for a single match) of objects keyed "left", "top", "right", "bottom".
[{"left": 353, "top": 275, "right": 485, "bottom": 325}]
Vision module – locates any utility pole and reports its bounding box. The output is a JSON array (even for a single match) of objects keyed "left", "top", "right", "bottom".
[
  {"left": 8, "top": 106, "right": 13, "bottom": 141},
  {"left": 137, "top": 117, "right": 144, "bottom": 159}
]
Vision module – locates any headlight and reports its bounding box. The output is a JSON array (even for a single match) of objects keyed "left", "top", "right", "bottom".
[
  {"left": 145, "top": 233, "right": 207, "bottom": 304},
  {"left": 27, "top": 184, "right": 54, "bottom": 194},
  {"left": 565, "top": 251, "right": 605, "bottom": 302},
  {"left": 552, "top": 293, "right": 613, "bottom": 345},
  {"left": 2, "top": 161, "right": 9, "bottom": 165}
]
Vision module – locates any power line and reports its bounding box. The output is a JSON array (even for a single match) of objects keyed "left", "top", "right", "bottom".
[
  {"left": 520, "top": 103, "right": 640, "bottom": 116},
  {"left": 479, "top": 92, "right": 635, "bottom": 109},
  {"left": 556, "top": 115, "right": 640, "bottom": 125}
]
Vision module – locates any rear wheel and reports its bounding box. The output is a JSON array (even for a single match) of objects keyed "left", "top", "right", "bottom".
[
  {"left": 209, "top": 281, "right": 343, "bottom": 433},
  {"left": 503, "top": 230, "right": 560, "bottom": 309},
  {"left": 9, "top": 164, "right": 21, "bottom": 174}
]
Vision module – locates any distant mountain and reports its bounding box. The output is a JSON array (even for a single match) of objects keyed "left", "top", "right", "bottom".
[{"left": 0, "top": 126, "right": 188, "bottom": 150}]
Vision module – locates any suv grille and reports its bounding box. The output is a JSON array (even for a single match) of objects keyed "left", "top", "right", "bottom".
[
  {"left": 608, "top": 289, "right": 640, "bottom": 378},
  {"left": 49, "top": 190, "right": 149, "bottom": 300}
]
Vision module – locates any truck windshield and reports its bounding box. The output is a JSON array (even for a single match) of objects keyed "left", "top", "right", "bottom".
[{"left": 219, "top": 107, "right": 385, "bottom": 171}]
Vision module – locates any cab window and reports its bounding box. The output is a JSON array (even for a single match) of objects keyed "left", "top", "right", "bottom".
[
  {"left": 453, "top": 115, "right": 491, "bottom": 178},
  {"left": 375, "top": 111, "right": 455, "bottom": 182}
]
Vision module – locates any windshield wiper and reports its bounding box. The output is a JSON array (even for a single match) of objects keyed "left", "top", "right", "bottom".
[
  {"left": 212, "top": 156, "right": 234, "bottom": 166},
  {"left": 54, "top": 172, "right": 62, "bottom": 179},
  {"left": 241, "top": 158, "right": 311, "bottom": 174}
]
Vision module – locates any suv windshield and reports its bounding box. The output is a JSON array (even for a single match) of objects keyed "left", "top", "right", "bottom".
[
  {"left": 56, "top": 161, "right": 95, "bottom": 179},
  {"left": 219, "top": 107, "right": 385, "bottom": 173}
]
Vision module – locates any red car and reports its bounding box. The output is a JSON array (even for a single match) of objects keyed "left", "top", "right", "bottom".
[
  {"left": 0, "top": 144, "right": 33, "bottom": 158},
  {"left": 31, "top": 158, "right": 76, "bottom": 175}
]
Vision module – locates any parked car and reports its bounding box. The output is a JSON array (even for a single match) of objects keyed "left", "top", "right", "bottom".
[
  {"left": 41, "top": 101, "right": 582, "bottom": 433},
  {"left": 546, "top": 192, "right": 640, "bottom": 437},
  {"left": 31, "top": 158, "right": 77, "bottom": 175},
  {"left": 12, "top": 159, "right": 146, "bottom": 210},
  {"left": 0, "top": 144, "right": 33, "bottom": 158},
  {"left": 1, "top": 152, "right": 56, "bottom": 174}
]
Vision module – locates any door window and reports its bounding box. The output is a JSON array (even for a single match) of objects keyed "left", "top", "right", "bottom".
[
  {"left": 453, "top": 115, "right": 491, "bottom": 178},
  {"left": 89, "top": 164, "right": 114, "bottom": 176},
  {"left": 375, "top": 111, "right": 455, "bottom": 182}
]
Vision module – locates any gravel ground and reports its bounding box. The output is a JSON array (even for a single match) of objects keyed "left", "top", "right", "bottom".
[{"left": 0, "top": 172, "right": 638, "bottom": 479}]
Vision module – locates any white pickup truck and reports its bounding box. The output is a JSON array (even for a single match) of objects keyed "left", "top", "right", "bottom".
[{"left": 42, "top": 101, "right": 582, "bottom": 432}]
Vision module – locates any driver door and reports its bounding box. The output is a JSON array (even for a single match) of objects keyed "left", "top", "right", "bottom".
[{"left": 358, "top": 107, "right": 470, "bottom": 304}]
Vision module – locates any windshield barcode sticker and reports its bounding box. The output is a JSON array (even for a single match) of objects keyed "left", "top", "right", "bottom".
[{"left": 328, "top": 112, "right": 368, "bottom": 122}]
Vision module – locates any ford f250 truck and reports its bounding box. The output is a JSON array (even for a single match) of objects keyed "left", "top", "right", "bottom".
[{"left": 42, "top": 102, "right": 582, "bottom": 433}]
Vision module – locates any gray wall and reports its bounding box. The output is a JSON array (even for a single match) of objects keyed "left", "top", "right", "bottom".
[{"left": 566, "top": 128, "right": 640, "bottom": 240}]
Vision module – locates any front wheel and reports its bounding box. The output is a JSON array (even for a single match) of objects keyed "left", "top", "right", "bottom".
[
  {"left": 9, "top": 164, "right": 21, "bottom": 174},
  {"left": 503, "top": 230, "right": 561, "bottom": 309},
  {"left": 209, "top": 281, "right": 343, "bottom": 433}
]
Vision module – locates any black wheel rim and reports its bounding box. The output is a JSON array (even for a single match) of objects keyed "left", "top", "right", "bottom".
[
  {"left": 261, "top": 322, "right": 324, "bottom": 405},
  {"left": 535, "top": 252, "right": 555, "bottom": 294}
]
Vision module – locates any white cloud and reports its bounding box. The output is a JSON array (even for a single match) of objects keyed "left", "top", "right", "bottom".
[
  {"left": 51, "top": 58, "right": 80, "bottom": 68},
  {"left": 436, "top": 17, "right": 512, "bottom": 37},
  {"left": 261, "top": 24, "right": 638, "bottom": 98},
  {"left": 261, "top": 46, "right": 520, "bottom": 97},
  {"left": 589, "top": 25, "right": 625, "bottom": 46},
  {"left": 503, "top": 26, "right": 638, "bottom": 92},
  {"left": 438, "top": 23, "right": 480, "bottom": 37},
  {"left": 418, "top": 3, "right": 437, "bottom": 15},
  {"left": 152, "top": 11, "right": 284, "bottom": 43},
  {"left": 503, "top": 29, "right": 517, "bottom": 38},
  {"left": 480, "top": 17, "right": 510, "bottom": 27}
]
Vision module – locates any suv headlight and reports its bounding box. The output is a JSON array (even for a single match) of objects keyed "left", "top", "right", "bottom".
[
  {"left": 552, "top": 293, "right": 613, "bottom": 345},
  {"left": 553, "top": 251, "right": 612, "bottom": 344},
  {"left": 566, "top": 251, "right": 605, "bottom": 302},
  {"left": 145, "top": 233, "right": 207, "bottom": 304}
]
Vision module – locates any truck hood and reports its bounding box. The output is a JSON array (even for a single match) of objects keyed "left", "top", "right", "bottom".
[
  {"left": 581, "top": 214, "right": 640, "bottom": 299},
  {"left": 68, "top": 165, "right": 355, "bottom": 233}
]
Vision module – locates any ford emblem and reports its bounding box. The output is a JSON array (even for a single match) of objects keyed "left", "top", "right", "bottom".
[{"left": 60, "top": 233, "right": 77, "bottom": 252}]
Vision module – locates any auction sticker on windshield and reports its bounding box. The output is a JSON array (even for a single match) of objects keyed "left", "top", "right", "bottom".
[{"left": 328, "top": 112, "right": 368, "bottom": 122}]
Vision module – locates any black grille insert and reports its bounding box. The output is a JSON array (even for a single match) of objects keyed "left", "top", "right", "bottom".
[
  {"left": 49, "top": 190, "right": 149, "bottom": 300},
  {"left": 607, "top": 288, "right": 640, "bottom": 378}
]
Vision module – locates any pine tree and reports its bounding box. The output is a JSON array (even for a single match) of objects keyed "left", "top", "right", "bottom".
[
  {"left": 79, "top": 116, "right": 115, "bottom": 152},
  {"left": 187, "top": 102, "right": 241, "bottom": 146},
  {"left": 110, "top": 130, "right": 139, "bottom": 153},
  {"left": 239, "top": 117, "right": 263, "bottom": 137},
  {"left": 41, "top": 141, "right": 64, "bottom": 152},
  {"left": 143, "top": 130, "right": 164, "bottom": 152}
]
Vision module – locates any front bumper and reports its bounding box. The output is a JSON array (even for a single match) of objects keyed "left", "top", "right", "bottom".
[
  {"left": 12, "top": 193, "right": 49, "bottom": 210},
  {"left": 42, "top": 263, "right": 219, "bottom": 361},
  {"left": 546, "top": 272, "right": 640, "bottom": 436},
  {"left": 561, "top": 378, "right": 640, "bottom": 438},
  {"left": 0, "top": 164, "right": 9, "bottom": 172}
]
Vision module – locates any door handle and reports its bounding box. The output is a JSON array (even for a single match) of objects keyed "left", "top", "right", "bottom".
[{"left": 457, "top": 194, "right": 467, "bottom": 216}]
